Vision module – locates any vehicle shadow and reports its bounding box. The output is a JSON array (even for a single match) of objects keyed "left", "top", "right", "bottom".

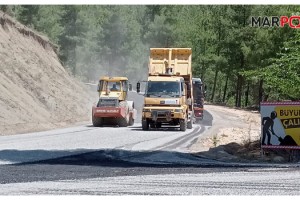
[{"left": 129, "top": 109, "right": 213, "bottom": 131}]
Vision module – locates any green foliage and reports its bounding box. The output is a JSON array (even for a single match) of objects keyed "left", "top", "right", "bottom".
[
  {"left": 6, "top": 5, "right": 300, "bottom": 102},
  {"left": 263, "top": 35, "right": 300, "bottom": 100},
  {"left": 34, "top": 6, "right": 64, "bottom": 44},
  {"left": 17, "top": 5, "right": 39, "bottom": 27},
  {"left": 0, "top": 5, "right": 8, "bottom": 12}
]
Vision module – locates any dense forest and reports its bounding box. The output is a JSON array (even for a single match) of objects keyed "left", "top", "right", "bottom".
[{"left": 1, "top": 5, "right": 300, "bottom": 107}]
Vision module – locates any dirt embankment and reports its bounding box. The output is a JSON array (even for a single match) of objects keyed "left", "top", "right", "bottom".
[
  {"left": 0, "top": 12, "right": 95, "bottom": 135},
  {"left": 190, "top": 105, "right": 263, "bottom": 162}
]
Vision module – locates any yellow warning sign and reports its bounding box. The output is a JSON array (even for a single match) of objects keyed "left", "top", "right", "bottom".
[
  {"left": 275, "top": 106, "right": 300, "bottom": 145},
  {"left": 261, "top": 102, "right": 300, "bottom": 147}
]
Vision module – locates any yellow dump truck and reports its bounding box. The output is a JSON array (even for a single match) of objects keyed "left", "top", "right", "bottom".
[
  {"left": 137, "top": 48, "right": 193, "bottom": 131},
  {"left": 92, "top": 76, "right": 137, "bottom": 127}
]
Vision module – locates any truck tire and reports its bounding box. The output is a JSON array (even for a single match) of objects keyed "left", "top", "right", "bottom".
[
  {"left": 180, "top": 119, "right": 187, "bottom": 131},
  {"left": 142, "top": 120, "right": 149, "bottom": 130},
  {"left": 187, "top": 120, "right": 193, "bottom": 129},
  {"left": 156, "top": 122, "right": 162, "bottom": 128},
  {"left": 92, "top": 116, "right": 103, "bottom": 127},
  {"left": 129, "top": 115, "right": 134, "bottom": 126}
]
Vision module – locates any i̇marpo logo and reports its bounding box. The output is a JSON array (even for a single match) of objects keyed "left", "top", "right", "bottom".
[{"left": 250, "top": 13, "right": 300, "bottom": 28}]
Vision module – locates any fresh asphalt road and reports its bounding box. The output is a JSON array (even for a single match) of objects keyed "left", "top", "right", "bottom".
[{"left": 0, "top": 92, "right": 300, "bottom": 195}]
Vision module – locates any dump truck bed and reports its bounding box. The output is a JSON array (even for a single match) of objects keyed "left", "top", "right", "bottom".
[{"left": 149, "top": 48, "right": 192, "bottom": 77}]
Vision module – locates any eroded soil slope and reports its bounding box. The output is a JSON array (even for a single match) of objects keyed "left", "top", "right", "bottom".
[{"left": 0, "top": 12, "right": 94, "bottom": 135}]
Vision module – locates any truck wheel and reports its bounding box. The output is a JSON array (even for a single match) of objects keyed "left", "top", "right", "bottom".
[
  {"left": 142, "top": 120, "right": 149, "bottom": 130},
  {"left": 150, "top": 123, "right": 161, "bottom": 128},
  {"left": 156, "top": 122, "right": 162, "bottom": 128},
  {"left": 180, "top": 119, "right": 187, "bottom": 131},
  {"left": 92, "top": 116, "right": 103, "bottom": 127},
  {"left": 187, "top": 120, "right": 193, "bottom": 129},
  {"left": 129, "top": 115, "right": 134, "bottom": 126}
]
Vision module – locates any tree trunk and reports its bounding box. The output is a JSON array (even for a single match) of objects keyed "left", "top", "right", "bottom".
[
  {"left": 235, "top": 52, "right": 245, "bottom": 107},
  {"left": 211, "top": 32, "right": 220, "bottom": 103},
  {"left": 239, "top": 75, "right": 243, "bottom": 107},
  {"left": 218, "top": 84, "right": 222, "bottom": 103},
  {"left": 235, "top": 76, "right": 239, "bottom": 107},
  {"left": 245, "top": 82, "right": 249, "bottom": 107},
  {"left": 201, "top": 62, "right": 206, "bottom": 82},
  {"left": 235, "top": 6, "right": 247, "bottom": 108},
  {"left": 210, "top": 69, "right": 219, "bottom": 102},
  {"left": 235, "top": 74, "right": 243, "bottom": 107},
  {"left": 258, "top": 79, "right": 263, "bottom": 111},
  {"left": 222, "top": 71, "right": 229, "bottom": 103},
  {"left": 201, "top": 40, "right": 206, "bottom": 82}
]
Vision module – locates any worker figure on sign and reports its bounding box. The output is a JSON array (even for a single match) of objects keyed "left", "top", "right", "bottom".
[
  {"left": 110, "top": 83, "right": 119, "bottom": 91},
  {"left": 261, "top": 111, "right": 277, "bottom": 145}
]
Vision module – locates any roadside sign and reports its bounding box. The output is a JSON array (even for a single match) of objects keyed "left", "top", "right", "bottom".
[{"left": 260, "top": 101, "right": 300, "bottom": 149}]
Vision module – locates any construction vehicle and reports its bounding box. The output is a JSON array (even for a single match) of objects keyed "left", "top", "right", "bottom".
[
  {"left": 192, "top": 78, "right": 206, "bottom": 122},
  {"left": 137, "top": 48, "right": 193, "bottom": 131},
  {"left": 92, "top": 76, "right": 137, "bottom": 127}
]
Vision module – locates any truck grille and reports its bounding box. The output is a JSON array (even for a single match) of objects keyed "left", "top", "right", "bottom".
[
  {"left": 151, "top": 110, "right": 173, "bottom": 121},
  {"left": 97, "top": 98, "right": 119, "bottom": 107},
  {"left": 152, "top": 110, "right": 174, "bottom": 117}
]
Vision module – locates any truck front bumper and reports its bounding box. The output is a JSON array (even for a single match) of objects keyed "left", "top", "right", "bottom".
[
  {"left": 194, "top": 107, "right": 204, "bottom": 118},
  {"left": 142, "top": 107, "right": 186, "bottom": 121}
]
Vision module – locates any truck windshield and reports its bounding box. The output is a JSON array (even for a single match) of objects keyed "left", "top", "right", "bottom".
[
  {"left": 107, "top": 81, "right": 121, "bottom": 91},
  {"left": 146, "top": 81, "right": 180, "bottom": 97}
]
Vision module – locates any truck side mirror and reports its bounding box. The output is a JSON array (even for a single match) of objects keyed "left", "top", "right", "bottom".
[
  {"left": 137, "top": 82, "right": 140, "bottom": 93},
  {"left": 129, "top": 84, "right": 132, "bottom": 91},
  {"left": 97, "top": 84, "right": 100, "bottom": 92}
]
